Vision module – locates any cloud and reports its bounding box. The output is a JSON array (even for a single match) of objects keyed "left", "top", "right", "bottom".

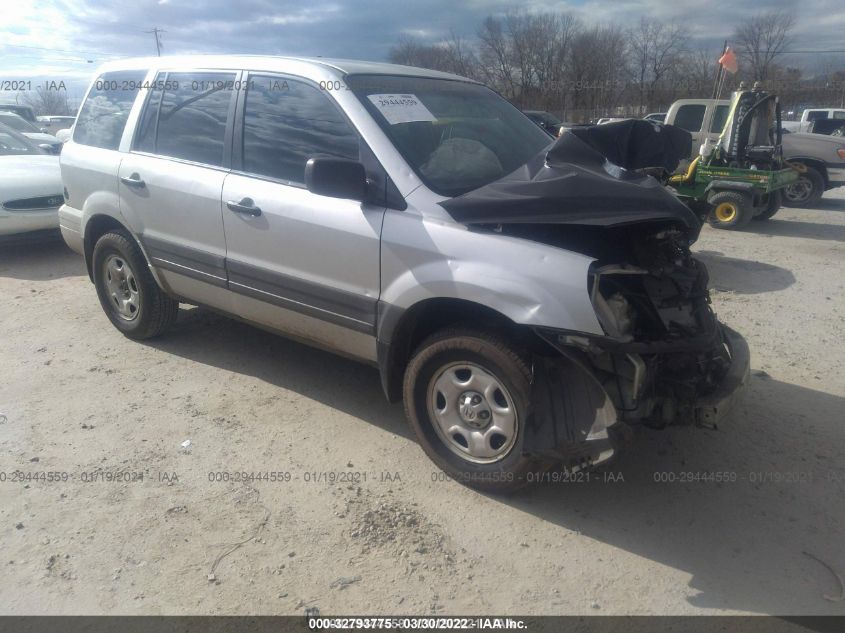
[{"left": 1, "top": 0, "right": 843, "bottom": 96}]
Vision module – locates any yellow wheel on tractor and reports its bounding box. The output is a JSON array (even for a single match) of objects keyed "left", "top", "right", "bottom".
[
  {"left": 707, "top": 190, "right": 754, "bottom": 230},
  {"left": 714, "top": 202, "right": 738, "bottom": 222}
]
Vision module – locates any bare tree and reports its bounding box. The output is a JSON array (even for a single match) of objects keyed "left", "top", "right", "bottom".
[
  {"left": 628, "top": 18, "right": 688, "bottom": 114},
  {"left": 733, "top": 10, "right": 796, "bottom": 81},
  {"left": 21, "top": 86, "right": 72, "bottom": 116},
  {"left": 477, "top": 16, "right": 519, "bottom": 99}
]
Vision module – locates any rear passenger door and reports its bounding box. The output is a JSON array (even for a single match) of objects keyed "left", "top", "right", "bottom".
[
  {"left": 220, "top": 74, "right": 384, "bottom": 361},
  {"left": 118, "top": 71, "right": 238, "bottom": 304}
]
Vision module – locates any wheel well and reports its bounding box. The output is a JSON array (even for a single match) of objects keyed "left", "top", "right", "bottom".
[
  {"left": 377, "top": 297, "right": 538, "bottom": 402},
  {"left": 83, "top": 215, "right": 132, "bottom": 280},
  {"left": 786, "top": 158, "right": 829, "bottom": 187}
]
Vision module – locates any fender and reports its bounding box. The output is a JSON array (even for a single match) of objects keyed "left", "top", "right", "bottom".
[{"left": 379, "top": 211, "right": 604, "bottom": 335}]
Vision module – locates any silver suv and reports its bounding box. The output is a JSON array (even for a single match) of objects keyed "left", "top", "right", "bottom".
[{"left": 59, "top": 56, "right": 749, "bottom": 491}]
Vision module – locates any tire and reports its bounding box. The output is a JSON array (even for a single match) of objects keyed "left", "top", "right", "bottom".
[
  {"left": 752, "top": 190, "right": 782, "bottom": 221},
  {"left": 92, "top": 231, "right": 178, "bottom": 340},
  {"left": 707, "top": 190, "right": 754, "bottom": 230},
  {"left": 782, "top": 166, "right": 824, "bottom": 208},
  {"left": 403, "top": 327, "right": 548, "bottom": 493}
]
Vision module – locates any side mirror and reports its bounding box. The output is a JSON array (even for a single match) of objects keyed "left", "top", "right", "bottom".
[{"left": 305, "top": 157, "right": 366, "bottom": 201}]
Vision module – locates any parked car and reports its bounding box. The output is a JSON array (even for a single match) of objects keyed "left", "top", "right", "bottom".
[
  {"left": 782, "top": 108, "right": 845, "bottom": 134},
  {"left": 0, "top": 103, "right": 37, "bottom": 124},
  {"left": 664, "top": 98, "right": 845, "bottom": 207},
  {"left": 523, "top": 110, "right": 562, "bottom": 136},
  {"left": 0, "top": 123, "right": 63, "bottom": 238},
  {"left": 0, "top": 112, "right": 62, "bottom": 154},
  {"left": 37, "top": 115, "right": 76, "bottom": 133},
  {"left": 60, "top": 56, "right": 749, "bottom": 491},
  {"left": 781, "top": 130, "right": 845, "bottom": 206},
  {"left": 643, "top": 112, "right": 666, "bottom": 123}
]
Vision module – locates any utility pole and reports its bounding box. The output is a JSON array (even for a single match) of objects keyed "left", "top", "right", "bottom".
[{"left": 146, "top": 28, "right": 165, "bottom": 56}]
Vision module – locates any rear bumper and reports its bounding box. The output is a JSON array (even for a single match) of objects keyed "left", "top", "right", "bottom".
[
  {"left": 693, "top": 325, "right": 751, "bottom": 427},
  {"left": 58, "top": 204, "right": 84, "bottom": 255}
]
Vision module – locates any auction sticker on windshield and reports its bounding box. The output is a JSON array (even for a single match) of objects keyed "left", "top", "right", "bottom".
[{"left": 367, "top": 94, "right": 436, "bottom": 125}]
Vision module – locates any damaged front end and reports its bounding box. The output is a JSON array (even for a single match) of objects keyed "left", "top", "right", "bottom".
[
  {"left": 439, "top": 121, "right": 749, "bottom": 471},
  {"left": 525, "top": 223, "right": 750, "bottom": 471}
]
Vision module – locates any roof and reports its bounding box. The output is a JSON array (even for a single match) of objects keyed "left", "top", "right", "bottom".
[{"left": 94, "top": 55, "right": 475, "bottom": 83}]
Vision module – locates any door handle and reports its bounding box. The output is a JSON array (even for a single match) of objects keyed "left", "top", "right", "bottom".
[
  {"left": 120, "top": 174, "right": 145, "bottom": 188},
  {"left": 226, "top": 198, "right": 262, "bottom": 217}
]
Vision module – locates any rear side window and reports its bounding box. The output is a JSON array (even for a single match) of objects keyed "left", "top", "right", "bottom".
[
  {"left": 149, "top": 72, "right": 236, "bottom": 167},
  {"left": 806, "top": 111, "right": 827, "bottom": 121},
  {"left": 74, "top": 70, "right": 146, "bottom": 150},
  {"left": 674, "top": 104, "right": 706, "bottom": 132},
  {"left": 241, "top": 75, "right": 358, "bottom": 184}
]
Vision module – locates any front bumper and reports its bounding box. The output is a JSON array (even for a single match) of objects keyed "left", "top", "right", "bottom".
[
  {"left": 527, "top": 323, "right": 750, "bottom": 469},
  {"left": 0, "top": 207, "right": 59, "bottom": 237},
  {"left": 693, "top": 325, "right": 750, "bottom": 428},
  {"left": 826, "top": 165, "right": 845, "bottom": 187}
]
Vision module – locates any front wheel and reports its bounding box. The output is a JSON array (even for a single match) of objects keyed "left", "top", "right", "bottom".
[
  {"left": 707, "top": 190, "right": 754, "bottom": 230},
  {"left": 92, "top": 231, "right": 179, "bottom": 340},
  {"left": 403, "top": 328, "right": 547, "bottom": 493}
]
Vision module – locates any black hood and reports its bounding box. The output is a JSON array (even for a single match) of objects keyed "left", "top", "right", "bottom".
[{"left": 440, "top": 120, "right": 700, "bottom": 236}]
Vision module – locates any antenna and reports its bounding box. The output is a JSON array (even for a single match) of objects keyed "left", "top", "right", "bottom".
[{"left": 145, "top": 27, "right": 166, "bottom": 56}]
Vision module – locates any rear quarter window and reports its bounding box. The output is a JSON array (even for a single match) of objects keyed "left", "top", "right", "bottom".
[{"left": 73, "top": 71, "right": 146, "bottom": 150}]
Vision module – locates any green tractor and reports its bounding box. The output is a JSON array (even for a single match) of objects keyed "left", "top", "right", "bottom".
[{"left": 669, "top": 84, "right": 800, "bottom": 230}]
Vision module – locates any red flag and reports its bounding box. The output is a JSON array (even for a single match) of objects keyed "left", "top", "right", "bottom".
[{"left": 719, "top": 47, "right": 738, "bottom": 74}]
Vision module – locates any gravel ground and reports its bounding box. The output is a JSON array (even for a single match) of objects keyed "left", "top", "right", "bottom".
[{"left": 0, "top": 193, "right": 843, "bottom": 616}]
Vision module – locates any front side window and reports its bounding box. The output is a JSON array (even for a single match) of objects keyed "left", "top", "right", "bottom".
[
  {"left": 74, "top": 71, "right": 146, "bottom": 150},
  {"left": 806, "top": 111, "right": 827, "bottom": 121},
  {"left": 241, "top": 75, "right": 359, "bottom": 184},
  {"left": 674, "top": 104, "right": 706, "bottom": 133},
  {"left": 152, "top": 72, "right": 236, "bottom": 167},
  {"left": 348, "top": 75, "right": 552, "bottom": 197}
]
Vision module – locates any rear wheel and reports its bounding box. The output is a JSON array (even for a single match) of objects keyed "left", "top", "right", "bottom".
[
  {"left": 92, "top": 231, "right": 178, "bottom": 340},
  {"left": 752, "top": 190, "right": 782, "bottom": 221},
  {"left": 782, "top": 166, "right": 824, "bottom": 207},
  {"left": 403, "top": 327, "right": 547, "bottom": 493},
  {"left": 707, "top": 191, "right": 754, "bottom": 230}
]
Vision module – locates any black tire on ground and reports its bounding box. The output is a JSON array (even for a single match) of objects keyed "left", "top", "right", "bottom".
[
  {"left": 707, "top": 190, "right": 754, "bottom": 230},
  {"left": 752, "top": 190, "right": 782, "bottom": 221},
  {"left": 92, "top": 231, "right": 178, "bottom": 340},
  {"left": 402, "top": 327, "right": 548, "bottom": 493},
  {"left": 782, "top": 166, "right": 825, "bottom": 208}
]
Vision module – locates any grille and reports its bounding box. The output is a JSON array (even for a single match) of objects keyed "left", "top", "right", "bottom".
[{"left": 3, "top": 194, "right": 64, "bottom": 210}]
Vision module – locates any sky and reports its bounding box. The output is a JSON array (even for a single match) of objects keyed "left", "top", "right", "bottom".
[{"left": 2, "top": 0, "right": 844, "bottom": 103}]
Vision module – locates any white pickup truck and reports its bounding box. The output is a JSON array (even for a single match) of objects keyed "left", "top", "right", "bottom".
[
  {"left": 782, "top": 108, "right": 845, "bottom": 134},
  {"left": 664, "top": 98, "right": 845, "bottom": 206}
]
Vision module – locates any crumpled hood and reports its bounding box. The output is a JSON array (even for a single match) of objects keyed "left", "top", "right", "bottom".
[
  {"left": 440, "top": 120, "right": 701, "bottom": 236},
  {"left": 0, "top": 154, "right": 62, "bottom": 203}
]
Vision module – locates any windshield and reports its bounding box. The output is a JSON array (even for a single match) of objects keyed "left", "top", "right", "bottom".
[
  {"left": 347, "top": 75, "right": 553, "bottom": 197},
  {"left": 0, "top": 123, "right": 42, "bottom": 155},
  {"left": 0, "top": 112, "right": 38, "bottom": 133}
]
